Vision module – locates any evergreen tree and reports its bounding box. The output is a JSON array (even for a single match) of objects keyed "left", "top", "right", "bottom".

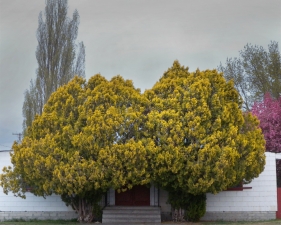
[
  {"left": 1, "top": 75, "right": 149, "bottom": 222},
  {"left": 145, "top": 61, "right": 265, "bottom": 194},
  {"left": 1, "top": 62, "right": 266, "bottom": 222}
]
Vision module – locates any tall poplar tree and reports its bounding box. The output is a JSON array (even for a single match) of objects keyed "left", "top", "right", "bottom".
[{"left": 22, "top": 0, "right": 85, "bottom": 133}]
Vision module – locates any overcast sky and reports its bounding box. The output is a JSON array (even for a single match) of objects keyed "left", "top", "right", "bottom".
[{"left": 0, "top": 0, "right": 281, "bottom": 149}]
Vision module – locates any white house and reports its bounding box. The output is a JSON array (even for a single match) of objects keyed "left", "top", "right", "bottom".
[
  {"left": 201, "top": 152, "right": 279, "bottom": 221},
  {"left": 0, "top": 150, "right": 280, "bottom": 222},
  {"left": 0, "top": 150, "right": 76, "bottom": 221}
]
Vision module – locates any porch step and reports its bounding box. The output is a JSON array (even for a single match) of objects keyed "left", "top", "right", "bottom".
[{"left": 102, "top": 206, "right": 161, "bottom": 224}]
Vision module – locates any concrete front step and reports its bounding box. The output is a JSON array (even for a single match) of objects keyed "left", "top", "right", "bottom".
[
  {"left": 102, "top": 206, "right": 161, "bottom": 224},
  {"left": 100, "top": 224, "right": 162, "bottom": 225},
  {"left": 104, "top": 214, "right": 160, "bottom": 218},
  {"left": 103, "top": 219, "right": 161, "bottom": 223}
]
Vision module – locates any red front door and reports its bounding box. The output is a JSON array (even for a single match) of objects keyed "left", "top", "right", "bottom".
[{"left": 115, "top": 185, "right": 150, "bottom": 206}]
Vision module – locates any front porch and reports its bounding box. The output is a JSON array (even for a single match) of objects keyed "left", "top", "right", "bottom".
[
  {"left": 102, "top": 185, "right": 161, "bottom": 223},
  {"left": 106, "top": 185, "right": 159, "bottom": 207}
]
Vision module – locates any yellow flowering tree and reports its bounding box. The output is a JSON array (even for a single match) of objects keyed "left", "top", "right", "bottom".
[
  {"left": 1, "top": 61, "right": 266, "bottom": 222},
  {"left": 0, "top": 75, "right": 150, "bottom": 222},
  {"left": 145, "top": 61, "right": 265, "bottom": 221}
]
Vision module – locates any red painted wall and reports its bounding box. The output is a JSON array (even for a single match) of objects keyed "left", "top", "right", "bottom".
[{"left": 277, "top": 188, "right": 281, "bottom": 219}]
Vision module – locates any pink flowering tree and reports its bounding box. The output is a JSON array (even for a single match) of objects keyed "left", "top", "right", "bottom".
[
  {"left": 252, "top": 93, "right": 281, "bottom": 153},
  {"left": 252, "top": 93, "right": 281, "bottom": 186}
]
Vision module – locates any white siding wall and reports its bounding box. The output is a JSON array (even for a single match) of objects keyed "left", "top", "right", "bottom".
[
  {"left": 0, "top": 151, "right": 73, "bottom": 212},
  {"left": 159, "top": 188, "right": 171, "bottom": 212},
  {"left": 205, "top": 152, "right": 277, "bottom": 212},
  {"left": 1, "top": 150, "right": 278, "bottom": 220}
]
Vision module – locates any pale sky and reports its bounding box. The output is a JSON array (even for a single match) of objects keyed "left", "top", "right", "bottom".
[{"left": 0, "top": 0, "right": 281, "bottom": 149}]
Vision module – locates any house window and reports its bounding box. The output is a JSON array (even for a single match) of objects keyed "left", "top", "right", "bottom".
[
  {"left": 22, "top": 180, "right": 33, "bottom": 192},
  {"left": 25, "top": 186, "right": 33, "bottom": 192},
  {"left": 226, "top": 182, "right": 252, "bottom": 191}
]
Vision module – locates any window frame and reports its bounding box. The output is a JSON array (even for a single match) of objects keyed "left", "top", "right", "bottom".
[{"left": 225, "top": 182, "right": 252, "bottom": 191}]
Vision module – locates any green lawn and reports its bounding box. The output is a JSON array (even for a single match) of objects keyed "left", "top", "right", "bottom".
[
  {"left": 162, "top": 220, "right": 281, "bottom": 225},
  {"left": 0, "top": 220, "right": 79, "bottom": 225}
]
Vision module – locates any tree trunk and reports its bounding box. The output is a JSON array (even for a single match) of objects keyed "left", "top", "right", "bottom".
[
  {"left": 75, "top": 197, "right": 95, "bottom": 223},
  {"left": 172, "top": 208, "right": 184, "bottom": 222}
]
